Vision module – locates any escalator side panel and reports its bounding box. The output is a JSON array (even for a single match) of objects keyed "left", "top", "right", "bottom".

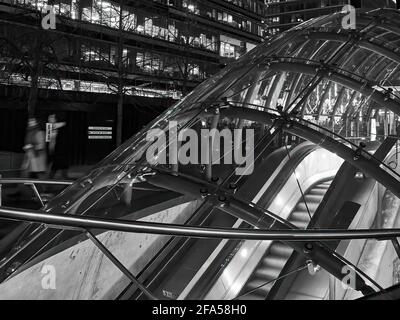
[
  {"left": 268, "top": 138, "right": 397, "bottom": 300},
  {"left": 237, "top": 180, "right": 332, "bottom": 300}
]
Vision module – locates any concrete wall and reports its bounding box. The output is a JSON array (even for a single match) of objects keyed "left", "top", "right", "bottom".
[{"left": 0, "top": 200, "right": 200, "bottom": 300}]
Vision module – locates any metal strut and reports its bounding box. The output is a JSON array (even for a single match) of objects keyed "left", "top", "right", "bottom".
[{"left": 85, "top": 230, "right": 157, "bottom": 300}]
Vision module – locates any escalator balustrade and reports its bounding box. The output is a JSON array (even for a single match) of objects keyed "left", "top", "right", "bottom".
[{"left": 238, "top": 180, "right": 332, "bottom": 300}]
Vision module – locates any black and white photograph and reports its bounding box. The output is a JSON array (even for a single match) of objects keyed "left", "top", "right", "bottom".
[{"left": 0, "top": 0, "right": 399, "bottom": 308}]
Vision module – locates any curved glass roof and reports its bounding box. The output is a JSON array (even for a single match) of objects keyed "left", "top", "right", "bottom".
[{"left": 1, "top": 8, "right": 400, "bottom": 299}]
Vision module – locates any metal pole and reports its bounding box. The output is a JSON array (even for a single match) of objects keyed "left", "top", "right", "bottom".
[
  {"left": 0, "top": 174, "right": 2, "bottom": 207},
  {"left": 30, "top": 183, "right": 44, "bottom": 207},
  {"left": 329, "top": 275, "right": 336, "bottom": 300},
  {"left": 1, "top": 206, "right": 400, "bottom": 241},
  {"left": 0, "top": 178, "right": 72, "bottom": 186},
  {"left": 206, "top": 109, "right": 220, "bottom": 181},
  {"left": 86, "top": 230, "right": 157, "bottom": 300},
  {"left": 391, "top": 238, "right": 400, "bottom": 259},
  {"left": 216, "top": 106, "right": 400, "bottom": 200}
]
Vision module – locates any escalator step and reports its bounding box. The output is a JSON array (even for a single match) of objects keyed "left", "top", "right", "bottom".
[
  {"left": 268, "top": 243, "right": 293, "bottom": 256},
  {"left": 289, "top": 211, "right": 310, "bottom": 222},
  {"left": 304, "top": 194, "right": 324, "bottom": 203},
  {"left": 296, "top": 202, "right": 318, "bottom": 212},
  {"left": 255, "top": 266, "right": 282, "bottom": 279},
  {"left": 289, "top": 220, "right": 308, "bottom": 229},
  {"left": 238, "top": 292, "right": 266, "bottom": 300},
  {"left": 245, "top": 279, "right": 274, "bottom": 293},
  {"left": 261, "top": 255, "right": 288, "bottom": 268},
  {"left": 308, "top": 189, "right": 326, "bottom": 196},
  {"left": 238, "top": 179, "right": 333, "bottom": 300}
]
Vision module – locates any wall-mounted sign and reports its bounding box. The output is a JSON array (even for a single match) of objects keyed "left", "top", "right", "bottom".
[
  {"left": 88, "top": 126, "right": 113, "bottom": 140},
  {"left": 46, "top": 123, "right": 53, "bottom": 142}
]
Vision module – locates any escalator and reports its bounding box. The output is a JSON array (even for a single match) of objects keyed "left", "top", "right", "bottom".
[
  {"left": 121, "top": 144, "right": 340, "bottom": 300},
  {"left": 238, "top": 180, "right": 333, "bottom": 300},
  {"left": 119, "top": 144, "right": 317, "bottom": 300}
]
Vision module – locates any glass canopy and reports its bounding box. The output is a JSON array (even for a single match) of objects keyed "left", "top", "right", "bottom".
[{"left": 1, "top": 8, "right": 400, "bottom": 300}]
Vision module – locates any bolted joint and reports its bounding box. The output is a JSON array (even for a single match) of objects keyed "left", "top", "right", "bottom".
[
  {"left": 228, "top": 183, "right": 238, "bottom": 192},
  {"left": 200, "top": 188, "right": 209, "bottom": 199},
  {"left": 276, "top": 105, "right": 295, "bottom": 127},
  {"left": 307, "top": 260, "right": 321, "bottom": 275},
  {"left": 384, "top": 88, "right": 393, "bottom": 102},
  {"left": 211, "top": 176, "right": 220, "bottom": 183},
  {"left": 304, "top": 242, "right": 314, "bottom": 254},
  {"left": 217, "top": 194, "right": 229, "bottom": 207},
  {"left": 353, "top": 141, "right": 366, "bottom": 161}
]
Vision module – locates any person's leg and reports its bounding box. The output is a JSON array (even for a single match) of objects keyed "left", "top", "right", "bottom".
[
  {"left": 28, "top": 172, "right": 38, "bottom": 179},
  {"left": 61, "top": 169, "right": 69, "bottom": 180},
  {"left": 48, "top": 169, "right": 56, "bottom": 180}
]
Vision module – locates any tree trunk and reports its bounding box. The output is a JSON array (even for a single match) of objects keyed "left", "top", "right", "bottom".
[
  {"left": 116, "top": 84, "right": 123, "bottom": 146},
  {"left": 27, "top": 70, "right": 39, "bottom": 118},
  {"left": 28, "top": 33, "right": 41, "bottom": 118},
  {"left": 116, "top": 0, "right": 124, "bottom": 146}
]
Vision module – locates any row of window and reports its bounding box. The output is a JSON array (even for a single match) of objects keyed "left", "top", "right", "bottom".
[
  {"left": 2, "top": 74, "right": 183, "bottom": 99},
  {"left": 182, "top": 0, "right": 264, "bottom": 36},
  {"left": 154, "top": 0, "right": 265, "bottom": 37},
  {"left": 14, "top": 0, "right": 255, "bottom": 58},
  {"left": 223, "top": 0, "right": 267, "bottom": 16},
  {"left": 78, "top": 41, "right": 215, "bottom": 81},
  {"left": 265, "top": 0, "right": 349, "bottom": 27},
  {"left": 1, "top": 21, "right": 218, "bottom": 84},
  {"left": 220, "top": 41, "right": 245, "bottom": 59},
  {"left": 266, "top": 0, "right": 347, "bottom": 10}
]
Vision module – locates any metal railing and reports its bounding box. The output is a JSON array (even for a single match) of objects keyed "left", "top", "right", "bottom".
[
  {"left": 0, "top": 177, "right": 73, "bottom": 207},
  {"left": 0, "top": 206, "right": 400, "bottom": 300}
]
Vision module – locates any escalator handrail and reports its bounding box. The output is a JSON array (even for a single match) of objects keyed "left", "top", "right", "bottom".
[{"left": 0, "top": 206, "right": 400, "bottom": 244}]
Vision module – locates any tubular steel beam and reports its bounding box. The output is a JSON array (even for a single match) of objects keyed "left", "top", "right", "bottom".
[
  {"left": 285, "top": 121, "right": 400, "bottom": 200},
  {"left": 391, "top": 238, "right": 400, "bottom": 259},
  {"left": 331, "top": 87, "right": 346, "bottom": 119},
  {"left": 0, "top": 178, "right": 73, "bottom": 185},
  {"left": 85, "top": 230, "right": 157, "bottom": 300},
  {"left": 170, "top": 104, "right": 400, "bottom": 201},
  {"left": 0, "top": 204, "right": 380, "bottom": 295},
  {"left": 201, "top": 104, "right": 400, "bottom": 200},
  {"left": 304, "top": 31, "right": 400, "bottom": 65},
  {"left": 268, "top": 62, "right": 400, "bottom": 116},
  {"left": 215, "top": 106, "right": 400, "bottom": 200},
  {"left": 219, "top": 199, "right": 375, "bottom": 296},
  {"left": 0, "top": 206, "right": 399, "bottom": 242},
  {"left": 30, "top": 184, "right": 44, "bottom": 207},
  {"left": 135, "top": 171, "right": 375, "bottom": 295}
]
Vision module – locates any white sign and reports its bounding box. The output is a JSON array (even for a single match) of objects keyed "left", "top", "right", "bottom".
[
  {"left": 88, "top": 135, "right": 112, "bottom": 140},
  {"left": 88, "top": 126, "right": 113, "bottom": 130},
  {"left": 46, "top": 123, "right": 53, "bottom": 142},
  {"left": 88, "top": 126, "right": 112, "bottom": 140}
]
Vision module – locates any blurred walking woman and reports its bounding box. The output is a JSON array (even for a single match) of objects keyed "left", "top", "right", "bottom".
[{"left": 22, "top": 118, "right": 47, "bottom": 178}]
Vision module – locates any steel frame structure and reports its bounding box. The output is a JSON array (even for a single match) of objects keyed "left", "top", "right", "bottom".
[
  {"left": 0, "top": 204, "right": 399, "bottom": 300},
  {"left": 1, "top": 9, "right": 400, "bottom": 300}
]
